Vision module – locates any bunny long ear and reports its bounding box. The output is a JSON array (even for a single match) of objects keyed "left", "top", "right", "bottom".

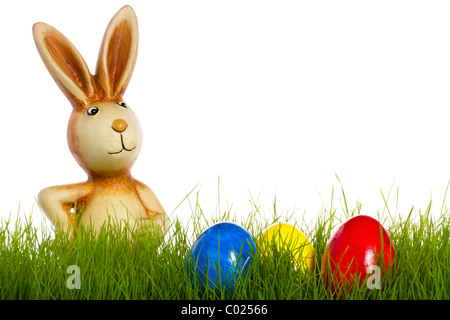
[
  {"left": 33, "top": 23, "right": 95, "bottom": 107},
  {"left": 95, "top": 5, "right": 138, "bottom": 100}
]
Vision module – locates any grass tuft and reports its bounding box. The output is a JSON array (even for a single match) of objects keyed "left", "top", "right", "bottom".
[{"left": 0, "top": 188, "right": 449, "bottom": 300}]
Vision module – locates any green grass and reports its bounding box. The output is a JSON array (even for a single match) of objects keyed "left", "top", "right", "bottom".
[{"left": 0, "top": 185, "right": 449, "bottom": 300}]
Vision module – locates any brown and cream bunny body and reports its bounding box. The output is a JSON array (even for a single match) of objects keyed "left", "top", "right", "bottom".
[{"left": 33, "top": 6, "right": 168, "bottom": 236}]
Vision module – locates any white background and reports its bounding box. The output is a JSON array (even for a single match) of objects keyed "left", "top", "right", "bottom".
[{"left": 1, "top": 0, "right": 450, "bottom": 232}]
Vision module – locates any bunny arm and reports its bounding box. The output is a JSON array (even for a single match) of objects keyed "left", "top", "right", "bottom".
[
  {"left": 135, "top": 181, "right": 169, "bottom": 233},
  {"left": 38, "top": 182, "right": 93, "bottom": 232}
]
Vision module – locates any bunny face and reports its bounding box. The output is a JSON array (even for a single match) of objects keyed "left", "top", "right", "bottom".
[
  {"left": 68, "top": 101, "right": 143, "bottom": 176},
  {"left": 33, "top": 5, "right": 142, "bottom": 177}
]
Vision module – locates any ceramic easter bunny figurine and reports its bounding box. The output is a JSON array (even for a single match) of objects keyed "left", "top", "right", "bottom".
[{"left": 33, "top": 5, "right": 168, "bottom": 236}]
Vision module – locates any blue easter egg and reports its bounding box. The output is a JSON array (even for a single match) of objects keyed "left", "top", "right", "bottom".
[{"left": 188, "top": 222, "right": 256, "bottom": 294}]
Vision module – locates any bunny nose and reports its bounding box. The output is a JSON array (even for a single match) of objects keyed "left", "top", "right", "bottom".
[{"left": 112, "top": 119, "right": 128, "bottom": 132}]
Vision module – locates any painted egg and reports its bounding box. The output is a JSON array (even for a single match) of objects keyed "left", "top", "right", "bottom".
[
  {"left": 321, "top": 215, "right": 395, "bottom": 295},
  {"left": 187, "top": 222, "right": 256, "bottom": 294},
  {"left": 257, "top": 223, "right": 315, "bottom": 273}
]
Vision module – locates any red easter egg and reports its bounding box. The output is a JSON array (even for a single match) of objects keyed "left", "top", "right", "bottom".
[{"left": 321, "top": 215, "right": 395, "bottom": 295}]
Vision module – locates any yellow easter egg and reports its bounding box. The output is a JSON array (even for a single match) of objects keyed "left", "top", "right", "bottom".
[{"left": 257, "top": 223, "right": 315, "bottom": 273}]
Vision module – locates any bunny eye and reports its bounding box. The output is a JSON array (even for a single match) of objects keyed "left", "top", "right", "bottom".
[
  {"left": 87, "top": 106, "right": 99, "bottom": 116},
  {"left": 117, "top": 102, "right": 128, "bottom": 108}
]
